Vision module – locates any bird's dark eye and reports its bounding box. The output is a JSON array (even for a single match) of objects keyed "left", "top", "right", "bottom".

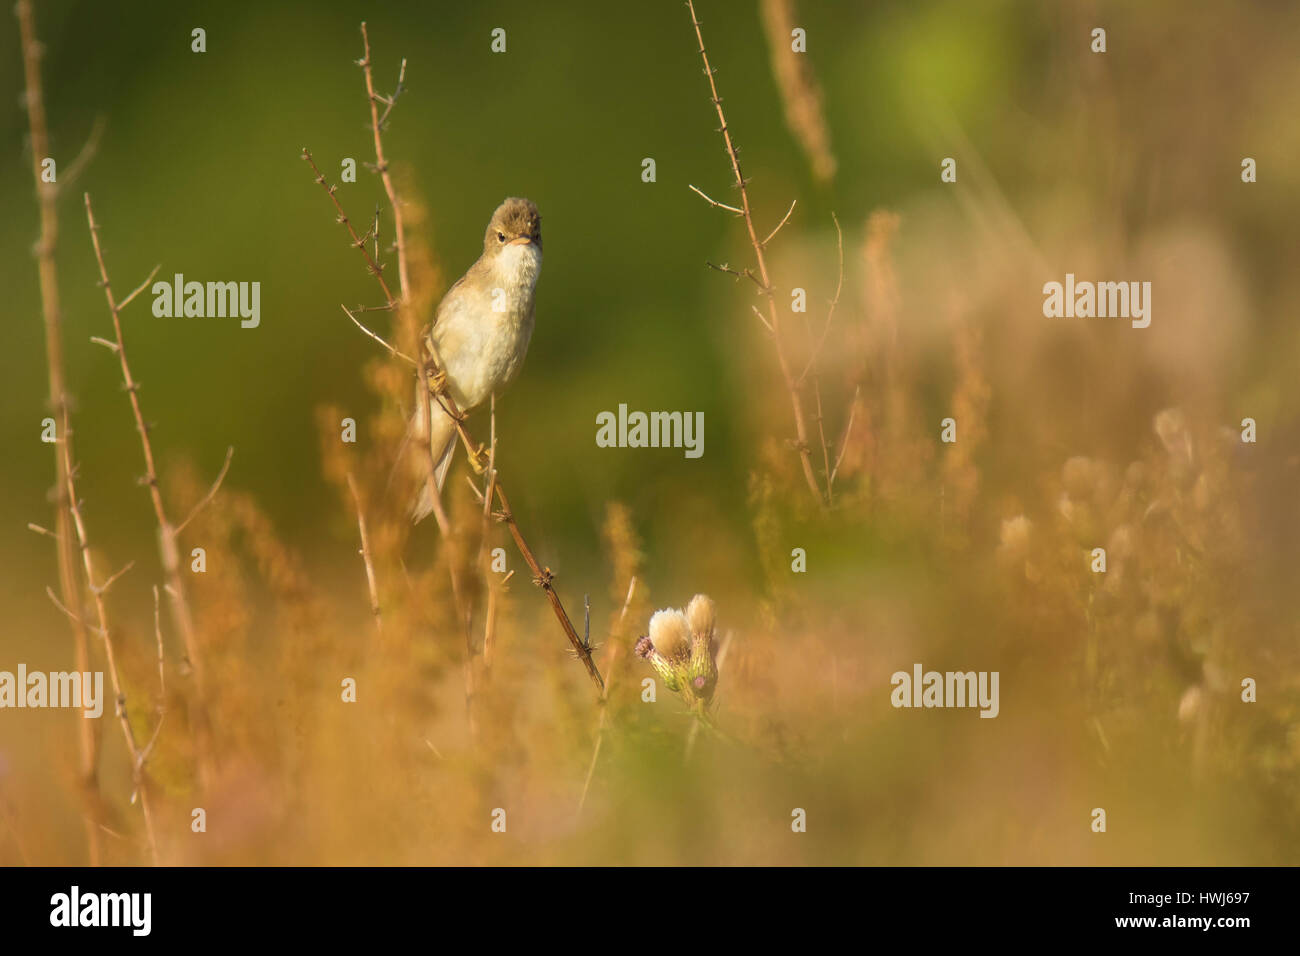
[{"left": 497, "top": 232, "right": 506, "bottom": 243}]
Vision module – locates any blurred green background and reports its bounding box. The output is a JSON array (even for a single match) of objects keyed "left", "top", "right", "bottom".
[
  {"left": 4, "top": 0, "right": 1299, "bottom": 864},
  {"left": 4, "top": 0, "right": 1297, "bottom": 622}
]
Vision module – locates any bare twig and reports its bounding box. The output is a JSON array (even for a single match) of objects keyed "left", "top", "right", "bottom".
[
  {"left": 688, "top": 183, "right": 743, "bottom": 215},
  {"left": 345, "top": 472, "right": 383, "bottom": 636},
  {"left": 151, "top": 586, "right": 167, "bottom": 700},
  {"left": 118, "top": 265, "right": 161, "bottom": 312},
  {"left": 140, "top": 586, "right": 167, "bottom": 763},
  {"left": 578, "top": 576, "right": 638, "bottom": 812},
  {"left": 360, "top": 23, "right": 410, "bottom": 300},
  {"left": 95, "top": 560, "right": 135, "bottom": 596},
  {"left": 479, "top": 398, "right": 501, "bottom": 672},
  {"left": 829, "top": 383, "right": 860, "bottom": 488},
  {"left": 686, "top": 0, "right": 823, "bottom": 505},
  {"left": 706, "top": 260, "right": 768, "bottom": 293},
  {"left": 45, "top": 585, "right": 98, "bottom": 634},
  {"left": 301, "top": 149, "right": 396, "bottom": 306},
  {"left": 798, "top": 212, "right": 844, "bottom": 383},
  {"left": 761, "top": 198, "right": 797, "bottom": 247},
  {"left": 493, "top": 483, "right": 604, "bottom": 693},
  {"left": 61, "top": 114, "right": 107, "bottom": 191},
  {"left": 175, "top": 446, "right": 235, "bottom": 535},
  {"left": 84, "top": 193, "right": 214, "bottom": 788},
  {"left": 18, "top": 0, "right": 100, "bottom": 861},
  {"left": 375, "top": 58, "right": 407, "bottom": 130},
  {"left": 416, "top": 357, "right": 478, "bottom": 735},
  {"left": 341, "top": 304, "right": 416, "bottom": 365},
  {"left": 58, "top": 411, "right": 160, "bottom": 864},
  {"left": 802, "top": 213, "right": 844, "bottom": 502}
]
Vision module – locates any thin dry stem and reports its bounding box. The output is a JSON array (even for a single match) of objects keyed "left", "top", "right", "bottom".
[
  {"left": 18, "top": 0, "right": 102, "bottom": 861},
  {"left": 686, "top": 0, "right": 823, "bottom": 505},
  {"left": 804, "top": 213, "right": 844, "bottom": 502},
  {"left": 175, "top": 446, "right": 234, "bottom": 535},
  {"left": 762, "top": 199, "right": 798, "bottom": 246},
  {"left": 58, "top": 412, "right": 160, "bottom": 864},
  {"left": 830, "top": 383, "right": 861, "bottom": 488},
  {"left": 416, "top": 358, "right": 478, "bottom": 737},
  {"left": 478, "top": 399, "right": 501, "bottom": 673},
  {"left": 341, "top": 304, "right": 416, "bottom": 365},
  {"left": 61, "top": 114, "right": 107, "bottom": 190},
  {"left": 360, "top": 22, "right": 410, "bottom": 300},
  {"left": 140, "top": 586, "right": 167, "bottom": 763},
  {"left": 798, "top": 212, "right": 844, "bottom": 384},
  {"left": 83, "top": 193, "right": 215, "bottom": 788},
  {"left": 578, "top": 575, "right": 638, "bottom": 812},
  {"left": 45, "top": 585, "right": 97, "bottom": 634},
  {"left": 345, "top": 473, "right": 383, "bottom": 635},
  {"left": 493, "top": 483, "right": 604, "bottom": 693},
  {"left": 301, "top": 149, "right": 396, "bottom": 306},
  {"left": 688, "top": 183, "right": 743, "bottom": 215}
]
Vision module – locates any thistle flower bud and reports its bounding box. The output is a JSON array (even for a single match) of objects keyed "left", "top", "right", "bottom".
[
  {"left": 639, "top": 596, "right": 722, "bottom": 707},
  {"left": 651, "top": 653, "right": 681, "bottom": 692},
  {"left": 685, "top": 593, "right": 716, "bottom": 644},
  {"left": 688, "top": 637, "right": 718, "bottom": 702},
  {"left": 648, "top": 609, "right": 691, "bottom": 661}
]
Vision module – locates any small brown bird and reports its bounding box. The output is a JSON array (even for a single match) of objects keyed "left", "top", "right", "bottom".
[{"left": 408, "top": 198, "right": 542, "bottom": 523}]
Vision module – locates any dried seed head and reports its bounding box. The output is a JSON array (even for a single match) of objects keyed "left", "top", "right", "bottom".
[
  {"left": 685, "top": 593, "right": 716, "bottom": 643},
  {"left": 634, "top": 635, "right": 655, "bottom": 659},
  {"left": 648, "top": 609, "right": 691, "bottom": 661}
]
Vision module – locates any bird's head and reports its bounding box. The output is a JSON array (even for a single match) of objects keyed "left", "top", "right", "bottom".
[{"left": 483, "top": 197, "right": 542, "bottom": 257}]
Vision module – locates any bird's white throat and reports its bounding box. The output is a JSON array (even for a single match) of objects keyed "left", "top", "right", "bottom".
[{"left": 494, "top": 242, "right": 542, "bottom": 307}]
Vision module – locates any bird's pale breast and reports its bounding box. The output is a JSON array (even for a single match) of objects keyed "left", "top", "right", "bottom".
[{"left": 431, "top": 243, "right": 540, "bottom": 410}]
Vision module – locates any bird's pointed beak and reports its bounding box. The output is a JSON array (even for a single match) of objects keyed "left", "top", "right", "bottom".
[{"left": 508, "top": 236, "right": 533, "bottom": 246}]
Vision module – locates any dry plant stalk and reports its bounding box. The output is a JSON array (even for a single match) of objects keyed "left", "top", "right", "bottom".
[
  {"left": 302, "top": 25, "right": 605, "bottom": 695},
  {"left": 57, "top": 410, "right": 161, "bottom": 864},
  {"left": 360, "top": 22, "right": 409, "bottom": 299},
  {"left": 578, "top": 575, "right": 637, "bottom": 813},
  {"left": 345, "top": 473, "right": 383, "bottom": 635},
  {"left": 759, "top": 0, "right": 837, "bottom": 183},
  {"left": 16, "top": 0, "right": 101, "bottom": 861},
  {"left": 686, "top": 0, "right": 847, "bottom": 507},
  {"left": 84, "top": 194, "right": 229, "bottom": 787},
  {"left": 799, "top": 214, "right": 845, "bottom": 503},
  {"left": 474, "top": 398, "right": 504, "bottom": 674}
]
